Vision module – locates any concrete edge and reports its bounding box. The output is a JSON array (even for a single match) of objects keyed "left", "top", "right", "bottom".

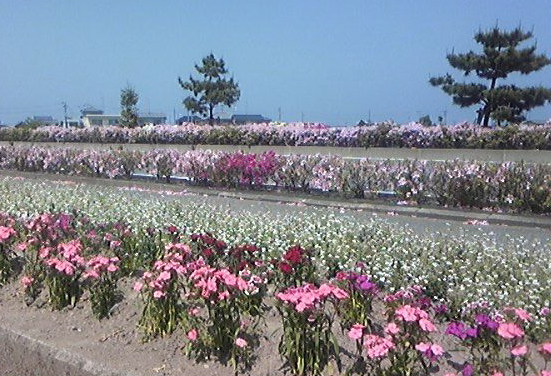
[
  {"left": 1, "top": 169, "right": 550, "bottom": 230},
  {"left": 0, "top": 324, "right": 141, "bottom": 376}
]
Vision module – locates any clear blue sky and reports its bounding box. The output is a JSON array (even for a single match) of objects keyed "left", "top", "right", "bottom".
[{"left": 1, "top": 0, "right": 550, "bottom": 125}]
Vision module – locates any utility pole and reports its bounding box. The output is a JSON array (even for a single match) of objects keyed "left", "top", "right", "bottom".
[
  {"left": 62, "top": 102, "right": 68, "bottom": 128},
  {"left": 443, "top": 109, "right": 448, "bottom": 124},
  {"left": 301, "top": 112, "right": 304, "bottom": 123},
  {"left": 278, "top": 107, "right": 281, "bottom": 121},
  {"left": 368, "top": 109, "right": 371, "bottom": 124},
  {"left": 173, "top": 108, "right": 176, "bottom": 125}
]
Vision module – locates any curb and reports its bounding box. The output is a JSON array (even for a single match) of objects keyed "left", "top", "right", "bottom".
[
  {"left": 0, "top": 325, "right": 140, "bottom": 376},
  {"left": 213, "top": 190, "right": 551, "bottom": 230},
  {"left": 1, "top": 169, "right": 550, "bottom": 230}
]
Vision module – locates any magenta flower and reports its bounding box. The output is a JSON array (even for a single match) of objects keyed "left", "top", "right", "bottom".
[{"left": 347, "top": 324, "right": 365, "bottom": 340}]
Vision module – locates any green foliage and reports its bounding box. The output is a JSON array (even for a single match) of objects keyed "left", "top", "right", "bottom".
[
  {"left": 418, "top": 115, "right": 432, "bottom": 126},
  {"left": 277, "top": 306, "right": 340, "bottom": 376},
  {"left": 430, "top": 26, "right": 551, "bottom": 126},
  {"left": 46, "top": 273, "right": 82, "bottom": 310},
  {"left": 120, "top": 85, "right": 139, "bottom": 128},
  {"left": 15, "top": 118, "right": 43, "bottom": 130},
  {"left": 178, "top": 54, "right": 241, "bottom": 125}
]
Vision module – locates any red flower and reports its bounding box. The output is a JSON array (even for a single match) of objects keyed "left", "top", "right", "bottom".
[
  {"left": 284, "top": 246, "right": 304, "bottom": 265},
  {"left": 203, "top": 248, "right": 214, "bottom": 258},
  {"left": 278, "top": 261, "right": 293, "bottom": 274}
]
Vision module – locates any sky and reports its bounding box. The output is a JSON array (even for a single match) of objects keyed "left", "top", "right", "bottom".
[{"left": 1, "top": 0, "right": 550, "bottom": 125}]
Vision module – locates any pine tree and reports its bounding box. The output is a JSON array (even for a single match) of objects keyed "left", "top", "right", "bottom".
[
  {"left": 178, "top": 54, "right": 240, "bottom": 125},
  {"left": 120, "top": 85, "right": 139, "bottom": 128},
  {"left": 430, "top": 26, "right": 551, "bottom": 126}
]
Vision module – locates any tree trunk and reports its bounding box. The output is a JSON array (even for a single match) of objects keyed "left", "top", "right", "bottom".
[
  {"left": 208, "top": 105, "right": 214, "bottom": 125},
  {"left": 482, "top": 77, "right": 498, "bottom": 127}
]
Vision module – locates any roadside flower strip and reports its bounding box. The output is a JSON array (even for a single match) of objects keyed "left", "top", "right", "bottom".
[
  {"left": 135, "top": 249, "right": 188, "bottom": 339},
  {"left": 83, "top": 255, "right": 120, "bottom": 319},
  {"left": 183, "top": 262, "right": 267, "bottom": 372},
  {"left": 2, "top": 121, "right": 551, "bottom": 149},
  {"left": 276, "top": 283, "right": 348, "bottom": 376},
  {"left": 1, "top": 145, "right": 551, "bottom": 213},
  {"left": 0, "top": 223, "right": 17, "bottom": 284},
  {"left": 3, "top": 210, "right": 551, "bottom": 374},
  {"left": 41, "top": 239, "right": 86, "bottom": 310}
]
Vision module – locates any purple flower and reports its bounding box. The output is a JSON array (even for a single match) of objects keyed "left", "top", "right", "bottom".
[
  {"left": 462, "top": 364, "right": 474, "bottom": 376},
  {"left": 435, "top": 304, "right": 449, "bottom": 315},
  {"left": 446, "top": 322, "right": 468, "bottom": 340},
  {"left": 475, "top": 314, "right": 499, "bottom": 331}
]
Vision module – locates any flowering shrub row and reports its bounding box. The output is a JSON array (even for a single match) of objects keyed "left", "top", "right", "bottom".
[
  {"left": 2, "top": 212, "right": 551, "bottom": 375},
  {"left": 1, "top": 122, "right": 551, "bottom": 149},
  {"left": 1, "top": 146, "right": 550, "bottom": 213}
]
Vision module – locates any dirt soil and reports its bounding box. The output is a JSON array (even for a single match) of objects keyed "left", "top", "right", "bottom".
[
  {"left": 0, "top": 279, "right": 301, "bottom": 376},
  {"left": 0, "top": 278, "right": 536, "bottom": 376}
]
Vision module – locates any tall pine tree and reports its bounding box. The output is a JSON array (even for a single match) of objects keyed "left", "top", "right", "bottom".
[
  {"left": 178, "top": 54, "right": 240, "bottom": 125},
  {"left": 430, "top": 26, "right": 551, "bottom": 126}
]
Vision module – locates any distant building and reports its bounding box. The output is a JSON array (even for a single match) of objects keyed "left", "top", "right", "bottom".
[
  {"left": 33, "top": 116, "right": 58, "bottom": 126},
  {"left": 80, "top": 106, "right": 104, "bottom": 117},
  {"left": 81, "top": 113, "right": 167, "bottom": 127},
  {"left": 231, "top": 114, "right": 270, "bottom": 124},
  {"left": 176, "top": 115, "right": 203, "bottom": 124},
  {"left": 64, "top": 118, "right": 82, "bottom": 127}
]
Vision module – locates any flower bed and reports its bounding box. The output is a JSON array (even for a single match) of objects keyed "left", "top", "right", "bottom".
[
  {"left": 1, "top": 121, "right": 551, "bottom": 149},
  {"left": 1, "top": 210, "right": 551, "bottom": 375},
  {"left": 1, "top": 145, "right": 550, "bottom": 213},
  {"left": 0, "top": 177, "right": 549, "bottom": 317}
]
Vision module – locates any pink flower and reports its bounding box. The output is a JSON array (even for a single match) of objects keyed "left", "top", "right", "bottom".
[
  {"left": 20, "top": 276, "right": 34, "bottom": 288},
  {"left": 83, "top": 270, "right": 100, "bottom": 279},
  {"left": 235, "top": 337, "right": 248, "bottom": 348},
  {"left": 0, "top": 226, "right": 16, "bottom": 242},
  {"left": 490, "top": 373, "right": 504, "bottom": 376},
  {"left": 384, "top": 322, "right": 400, "bottom": 335},
  {"left": 39, "top": 247, "right": 52, "bottom": 259},
  {"left": 395, "top": 305, "right": 427, "bottom": 322},
  {"left": 419, "top": 318, "right": 436, "bottom": 332},
  {"left": 133, "top": 281, "right": 144, "bottom": 292},
  {"left": 218, "top": 291, "right": 230, "bottom": 300},
  {"left": 187, "top": 329, "right": 198, "bottom": 341},
  {"left": 107, "top": 264, "right": 118, "bottom": 273},
  {"left": 511, "top": 345, "right": 528, "bottom": 357},
  {"left": 497, "top": 323, "right": 524, "bottom": 339},
  {"left": 16, "top": 242, "right": 28, "bottom": 252},
  {"left": 541, "top": 371, "right": 551, "bottom": 376},
  {"left": 158, "top": 271, "right": 171, "bottom": 281},
  {"left": 348, "top": 324, "right": 365, "bottom": 340},
  {"left": 540, "top": 342, "right": 551, "bottom": 355},
  {"left": 415, "top": 342, "right": 444, "bottom": 362},
  {"left": 188, "top": 307, "right": 200, "bottom": 316},
  {"left": 514, "top": 308, "right": 532, "bottom": 322},
  {"left": 153, "top": 290, "right": 166, "bottom": 299},
  {"left": 363, "top": 335, "right": 394, "bottom": 359}
]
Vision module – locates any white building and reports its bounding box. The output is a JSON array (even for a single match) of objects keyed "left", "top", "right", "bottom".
[{"left": 82, "top": 113, "right": 167, "bottom": 127}]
